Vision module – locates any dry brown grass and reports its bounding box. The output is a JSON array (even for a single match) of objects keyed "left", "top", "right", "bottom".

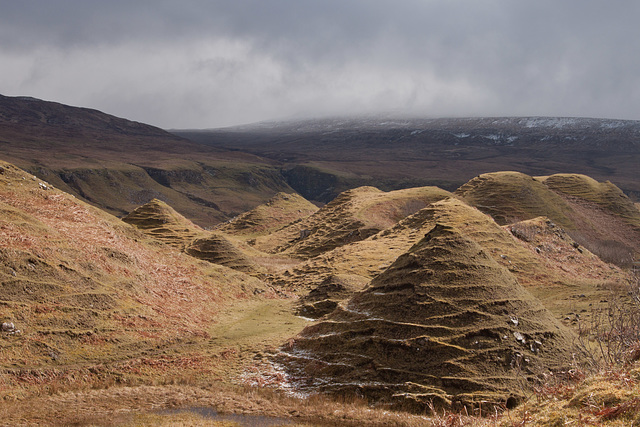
[
  {"left": 496, "top": 271, "right": 640, "bottom": 426},
  {"left": 3, "top": 158, "right": 640, "bottom": 426},
  {"left": 573, "top": 271, "right": 640, "bottom": 369},
  {"left": 0, "top": 381, "right": 449, "bottom": 426}
]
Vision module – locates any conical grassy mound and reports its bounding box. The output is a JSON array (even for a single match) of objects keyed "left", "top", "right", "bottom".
[
  {"left": 454, "top": 171, "right": 575, "bottom": 227},
  {"left": 216, "top": 192, "right": 318, "bottom": 237},
  {"left": 186, "top": 232, "right": 264, "bottom": 275},
  {"left": 542, "top": 173, "right": 640, "bottom": 226},
  {"left": 455, "top": 171, "right": 640, "bottom": 266},
  {"left": 122, "top": 198, "right": 203, "bottom": 249},
  {"left": 279, "top": 224, "right": 577, "bottom": 411}
]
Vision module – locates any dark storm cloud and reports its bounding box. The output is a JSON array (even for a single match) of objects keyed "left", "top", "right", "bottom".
[{"left": 1, "top": 1, "right": 639, "bottom": 127}]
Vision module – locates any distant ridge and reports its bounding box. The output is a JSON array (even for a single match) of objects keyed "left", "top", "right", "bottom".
[
  {"left": 176, "top": 115, "right": 640, "bottom": 204},
  {"left": 0, "top": 93, "right": 176, "bottom": 142},
  {"left": 0, "top": 94, "right": 295, "bottom": 225},
  {"left": 212, "top": 115, "right": 640, "bottom": 133}
]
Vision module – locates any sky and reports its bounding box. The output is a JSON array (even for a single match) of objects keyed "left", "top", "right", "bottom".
[{"left": 2, "top": 1, "right": 640, "bottom": 129}]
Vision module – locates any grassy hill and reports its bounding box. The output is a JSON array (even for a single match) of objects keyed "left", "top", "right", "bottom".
[
  {"left": 1, "top": 153, "right": 639, "bottom": 424},
  {"left": 455, "top": 171, "right": 640, "bottom": 266},
  {"left": 0, "top": 160, "right": 297, "bottom": 397},
  {"left": 215, "top": 192, "right": 319, "bottom": 237},
  {"left": 0, "top": 94, "right": 293, "bottom": 226}
]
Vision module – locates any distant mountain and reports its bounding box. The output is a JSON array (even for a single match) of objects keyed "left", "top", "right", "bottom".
[
  {"left": 175, "top": 115, "right": 640, "bottom": 203},
  {"left": 0, "top": 94, "right": 293, "bottom": 225},
  {"left": 2, "top": 93, "right": 638, "bottom": 228}
]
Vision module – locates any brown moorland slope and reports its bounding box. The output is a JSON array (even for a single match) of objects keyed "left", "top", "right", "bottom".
[
  {"left": 455, "top": 171, "right": 640, "bottom": 265},
  {"left": 278, "top": 224, "right": 578, "bottom": 411},
  {"left": 0, "top": 94, "right": 293, "bottom": 225},
  {"left": 542, "top": 173, "right": 640, "bottom": 226},
  {"left": 0, "top": 160, "right": 275, "bottom": 391}
]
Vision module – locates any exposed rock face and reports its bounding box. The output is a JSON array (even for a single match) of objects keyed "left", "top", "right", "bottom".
[{"left": 279, "top": 224, "right": 577, "bottom": 411}]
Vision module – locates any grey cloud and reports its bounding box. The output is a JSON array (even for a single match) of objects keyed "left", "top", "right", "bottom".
[{"left": 1, "top": 1, "right": 639, "bottom": 127}]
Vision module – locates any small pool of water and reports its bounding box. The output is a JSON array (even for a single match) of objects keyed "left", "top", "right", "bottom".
[{"left": 158, "top": 407, "right": 292, "bottom": 426}]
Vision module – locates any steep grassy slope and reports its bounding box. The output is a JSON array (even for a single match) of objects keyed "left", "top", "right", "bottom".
[
  {"left": 0, "top": 95, "right": 293, "bottom": 226},
  {"left": 216, "top": 192, "right": 319, "bottom": 237},
  {"left": 455, "top": 171, "right": 640, "bottom": 265},
  {"left": 0, "top": 160, "right": 276, "bottom": 385},
  {"left": 279, "top": 224, "right": 578, "bottom": 411},
  {"left": 252, "top": 185, "right": 452, "bottom": 258}
]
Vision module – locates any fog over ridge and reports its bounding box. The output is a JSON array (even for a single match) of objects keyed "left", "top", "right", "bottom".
[{"left": 1, "top": 1, "right": 639, "bottom": 128}]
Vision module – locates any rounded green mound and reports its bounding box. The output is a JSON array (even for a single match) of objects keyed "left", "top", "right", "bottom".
[{"left": 279, "top": 223, "right": 577, "bottom": 412}]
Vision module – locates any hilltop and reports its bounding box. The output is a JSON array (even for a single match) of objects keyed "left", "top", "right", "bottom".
[{"left": 456, "top": 171, "right": 640, "bottom": 266}]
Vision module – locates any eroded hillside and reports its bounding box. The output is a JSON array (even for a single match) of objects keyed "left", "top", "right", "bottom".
[
  {"left": 0, "top": 160, "right": 287, "bottom": 395},
  {"left": 1, "top": 159, "right": 638, "bottom": 424},
  {"left": 278, "top": 224, "right": 577, "bottom": 411}
]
